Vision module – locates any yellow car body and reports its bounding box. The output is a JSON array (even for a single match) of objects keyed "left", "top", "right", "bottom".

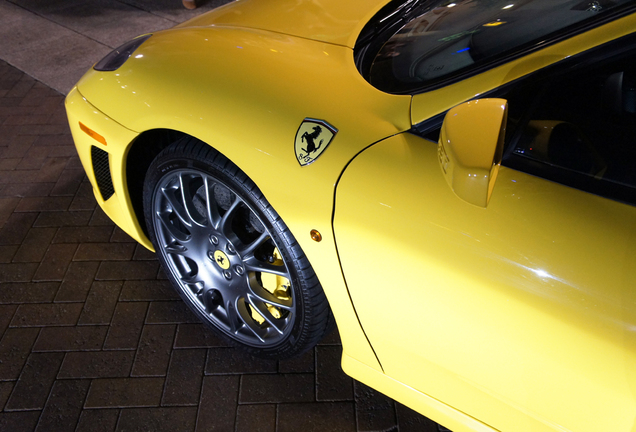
[{"left": 65, "top": 1, "right": 636, "bottom": 431}]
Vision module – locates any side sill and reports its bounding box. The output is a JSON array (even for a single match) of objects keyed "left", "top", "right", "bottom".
[{"left": 341, "top": 353, "right": 499, "bottom": 432}]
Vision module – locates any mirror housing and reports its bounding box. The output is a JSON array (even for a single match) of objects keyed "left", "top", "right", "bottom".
[{"left": 438, "top": 99, "right": 508, "bottom": 207}]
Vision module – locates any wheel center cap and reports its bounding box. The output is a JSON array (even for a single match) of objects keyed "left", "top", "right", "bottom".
[{"left": 213, "top": 250, "right": 230, "bottom": 270}]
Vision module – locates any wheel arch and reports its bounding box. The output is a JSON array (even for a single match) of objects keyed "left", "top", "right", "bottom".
[
  {"left": 121, "top": 127, "right": 385, "bottom": 370},
  {"left": 125, "top": 128, "right": 188, "bottom": 239}
]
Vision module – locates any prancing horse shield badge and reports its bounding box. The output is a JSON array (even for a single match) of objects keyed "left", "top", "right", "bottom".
[{"left": 294, "top": 118, "right": 338, "bottom": 166}]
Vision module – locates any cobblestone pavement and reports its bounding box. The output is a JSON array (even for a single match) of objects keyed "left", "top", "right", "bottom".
[{"left": 0, "top": 60, "right": 440, "bottom": 431}]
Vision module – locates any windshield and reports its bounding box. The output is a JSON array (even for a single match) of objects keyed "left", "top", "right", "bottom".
[{"left": 365, "top": 0, "right": 635, "bottom": 93}]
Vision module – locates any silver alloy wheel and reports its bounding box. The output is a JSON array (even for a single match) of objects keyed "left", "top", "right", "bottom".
[{"left": 152, "top": 168, "right": 295, "bottom": 347}]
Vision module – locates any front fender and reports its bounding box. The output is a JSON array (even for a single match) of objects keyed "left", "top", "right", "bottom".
[{"left": 75, "top": 25, "right": 412, "bottom": 370}]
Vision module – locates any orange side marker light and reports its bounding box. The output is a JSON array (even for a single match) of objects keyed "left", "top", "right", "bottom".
[
  {"left": 310, "top": 229, "right": 322, "bottom": 242},
  {"left": 79, "top": 122, "right": 107, "bottom": 146}
]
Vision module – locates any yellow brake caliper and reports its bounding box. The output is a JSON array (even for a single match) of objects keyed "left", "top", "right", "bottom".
[{"left": 250, "top": 248, "right": 291, "bottom": 325}]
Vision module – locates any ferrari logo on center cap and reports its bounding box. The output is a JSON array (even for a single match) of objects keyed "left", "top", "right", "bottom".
[
  {"left": 213, "top": 250, "right": 230, "bottom": 270},
  {"left": 294, "top": 118, "right": 338, "bottom": 166}
]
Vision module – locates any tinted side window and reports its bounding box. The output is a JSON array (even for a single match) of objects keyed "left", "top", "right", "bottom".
[
  {"left": 504, "top": 53, "right": 636, "bottom": 204},
  {"left": 357, "top": 0, "right": 636, "bottom": 94}
]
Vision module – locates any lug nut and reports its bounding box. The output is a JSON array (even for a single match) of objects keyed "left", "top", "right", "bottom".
[
  {"left": 223, "top": 270, "right": 232, "bottom": 280},
  {"left": 227, "top": 243, "right": 236, "bottom": 254},
  {"left": 207, "top": 251, "right": 214, "bottom": 260},
  {"left": 235, "top": 265, "right": 244, "bottom": 276},
  {"left": 209, "top": 235, "right": 219, "bottom": 245}
]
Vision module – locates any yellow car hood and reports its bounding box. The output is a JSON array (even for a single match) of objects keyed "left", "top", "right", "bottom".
[{"left": 176, "top": 0, "right": 391, "bottom": 48}]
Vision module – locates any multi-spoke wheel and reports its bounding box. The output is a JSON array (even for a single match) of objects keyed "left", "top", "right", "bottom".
[{"left": 143, "top": 138, "right": 333, "bottom": 358}]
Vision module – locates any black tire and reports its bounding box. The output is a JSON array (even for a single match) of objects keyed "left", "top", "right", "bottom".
[{"left": 143, "top": 137, "right": 333, "bottom": 358}]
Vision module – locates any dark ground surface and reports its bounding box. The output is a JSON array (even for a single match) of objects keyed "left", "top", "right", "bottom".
[{"left": 0, "top": 60, "right": 441, "bottom": 431}]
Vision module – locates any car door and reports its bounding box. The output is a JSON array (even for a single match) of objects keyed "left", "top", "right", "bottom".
[{"left": 333, "top": 39, "right": 636, "bottom": 432}]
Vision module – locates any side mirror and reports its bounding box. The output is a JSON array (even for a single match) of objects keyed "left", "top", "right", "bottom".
[{"left": 438, "top": 99, "right": 508, "bottom": 207}]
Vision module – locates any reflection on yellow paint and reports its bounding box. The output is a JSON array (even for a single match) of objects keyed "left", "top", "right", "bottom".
[{"left": 483, "top": 21, "right": 506, "bottom": 27}]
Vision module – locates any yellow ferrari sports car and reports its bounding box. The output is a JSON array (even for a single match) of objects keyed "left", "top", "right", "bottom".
[{"left": 66, "top": 0, "right": 636, "bottom": 431}]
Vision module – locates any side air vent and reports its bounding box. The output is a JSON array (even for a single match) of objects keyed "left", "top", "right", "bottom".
[{"left": 91, "top": 146, "right": 115, "bottom": 201}]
